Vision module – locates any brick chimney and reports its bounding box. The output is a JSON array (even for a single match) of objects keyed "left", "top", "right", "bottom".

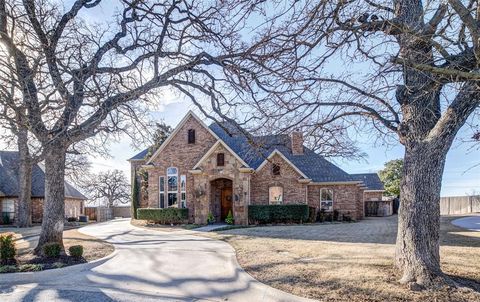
[{"left": 290, "top": 131, "right": 304, "bottom": 155}]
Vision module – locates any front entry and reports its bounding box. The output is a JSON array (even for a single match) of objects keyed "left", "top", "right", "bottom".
[
  {"left": 210, "top": 178, "right": 233, "bottom": 222},
  {"left": 221, "top": 187, "right": 233, "bottom": 220}
]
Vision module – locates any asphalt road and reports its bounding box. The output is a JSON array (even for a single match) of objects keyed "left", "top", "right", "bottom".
[{"left": 0, "top": 219, "right": 312, "bottom": 302}]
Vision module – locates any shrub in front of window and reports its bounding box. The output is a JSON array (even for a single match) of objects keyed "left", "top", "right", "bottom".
[
  {"left": 0, "top": 233, "right": 16, "bottom": 264},
  {"left": 43, "top": 242, "right": 62, "bottom": 258},
  {"left": 137, "top": 208, "right": 188, "bottom": 224},
  {"left": 248, "top": 204, "right": 309, "bottom": 224}
]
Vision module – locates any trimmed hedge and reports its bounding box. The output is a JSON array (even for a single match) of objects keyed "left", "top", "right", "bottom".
[
  {"left": 248, "top": 204, "right": 309, "bottom": 224},
  {"left": 137, "top": 208, "right": 188, "bottom": 224}
]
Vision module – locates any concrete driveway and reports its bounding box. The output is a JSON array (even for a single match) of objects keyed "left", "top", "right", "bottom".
[
  {"left": 0, "top": 219, "right": 312, "bottom": 302},
  {"left": 452, "top": 216, "right": 480, "bottom": 231}
]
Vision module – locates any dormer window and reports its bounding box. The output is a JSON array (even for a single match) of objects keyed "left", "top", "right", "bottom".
[
  {"left": 217, "top": 153, "right": 225, "bottom": 166},
  {"left": 188, "top": 129, "right": 196, "bottom": 144},
  {"left": 272, "top": 164, "right": 281, "bottom": 176}
]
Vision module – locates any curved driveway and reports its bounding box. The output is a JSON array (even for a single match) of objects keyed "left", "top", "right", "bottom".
[
  {"left": 0, "top": 219, "right": 312, "bottom": 302},
  {"left": 452, "top": 216, "right": 480, "bottom": 231}
]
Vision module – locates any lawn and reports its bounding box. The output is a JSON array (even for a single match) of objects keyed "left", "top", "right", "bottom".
[{"left": 204, "top": 215, "right": 480, "bottom": 302}]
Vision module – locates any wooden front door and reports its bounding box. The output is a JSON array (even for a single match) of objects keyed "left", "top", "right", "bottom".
[{"left": 221, "top": 187, "right": 233, "bottom": 220}]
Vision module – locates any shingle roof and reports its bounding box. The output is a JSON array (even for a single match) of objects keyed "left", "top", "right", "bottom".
[
  {"left": 0, "top": 151, "right": 87, "bottom": 199},
  {"left": 351, "top": 173, "right": 384, "bottom": 190},
  {"left": 209, "top": 122, "right": 355, "bottom": 182},
  {"left": 128, "top": 148, "right": 149, "bottom": 161}
]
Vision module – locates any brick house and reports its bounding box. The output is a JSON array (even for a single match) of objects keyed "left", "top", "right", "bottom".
[
  {"left": 129, "top": 111, "right": 385, "bottom": 225},
  {"left": 0, "top": 151, "right": 87, "bottom": 225}
]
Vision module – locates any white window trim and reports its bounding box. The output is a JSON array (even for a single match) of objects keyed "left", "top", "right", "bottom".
[
  {"left": 269, "top": 186, "right": 284, "bottom": 205},
  {"left": 180, "top": 175, "right": 186, "bottom": 208},
  {"left": 320, "top": 188, "right": 334, "bottom": 212},
  {"left": 159, "top": 176, "right": 165, "bottom": 208},
  {"left": 167, "top": 167, "right": 178, "bottom": 207}
]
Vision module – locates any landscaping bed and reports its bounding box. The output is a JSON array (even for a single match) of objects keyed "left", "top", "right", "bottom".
[
  {"left": 202, "top": 215, "right": 480, "bottom": 302},
  {"left": 131, "top": 218, "right": 201, "bottom": 231},
  {"left": 0, "top": 227, "right": 114, "bottom": 273}
]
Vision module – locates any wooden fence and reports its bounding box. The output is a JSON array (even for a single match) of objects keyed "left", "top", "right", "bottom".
[
  {"left": 84, "top": 206, "right": 131, "bottom": 222},
  {"left": 440, "top": 195, "right": 480, "bottom": 215}
]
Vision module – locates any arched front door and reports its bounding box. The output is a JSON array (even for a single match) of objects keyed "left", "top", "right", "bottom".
[{"left": 210, "top": 178, "right": 233, "bottom": 221}]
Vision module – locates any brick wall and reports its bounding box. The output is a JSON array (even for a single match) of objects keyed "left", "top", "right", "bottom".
[
  {"left": 307, "top": 184, "right": 364, "bottom": 220},
  {"left": 290, "top": 132, "right": 304, "bottom": 155},
  {"left": 251, "top": 153, "right": 307, "bottom": 205},
  {"left": 146, "top": 114, "right": 218, "bottom": 222},
  {"left": 364, "top": 191, "right": 383, "bottom": 201}
]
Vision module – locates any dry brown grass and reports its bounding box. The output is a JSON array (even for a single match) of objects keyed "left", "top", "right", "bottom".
[
  {"left": 202, "top": 215, "right": 480, "bottom": 302},
  {"left": 3, "top": 226, "right": 114, "bottom": 264}
]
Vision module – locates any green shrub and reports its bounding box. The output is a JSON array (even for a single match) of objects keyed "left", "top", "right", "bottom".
[
  {"left": 18, "top": 264, "right": 43, "bottom": 272},
  {"left": 68, "top": 245, "right": 84, "bottom": 258},
  {"left": 0, "top": 265, "right": 17, "bottom": 273},
  {"left": 0, "top": 234, "right": 16, "bottom": 264},
  {"left": 248, "top": 204, "right": 309, "bottom": 224},
  {"left": 207, "top": 213, "right": 215, "bottom": 224},
  {"left": 225, "top": 210, "right": 234, "bottom": 225},
  {"left": 43, "top": 242, "right": 62, "bottom": 258},
  {"left": 308, "top": 207, "right": 317, "bottom": 223},
  {"left": 66, "top": 217, "right": 77, "bottom": 222},
  {"left": 137, "top": 208, "right": 188, "bottom": 224}
]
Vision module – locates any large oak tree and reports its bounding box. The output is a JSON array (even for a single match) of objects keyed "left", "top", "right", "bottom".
[
  {"left": 0, "top": 0, "right": 267, "bottom": 254},
  {"left": 201, "top": 0, "right": 480, "bottom": 289}
]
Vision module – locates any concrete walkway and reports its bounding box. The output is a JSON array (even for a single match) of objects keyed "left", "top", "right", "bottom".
[
  {"left": 452, "top": 216, "right": 480, "bottom": 231},
  {"left": 0, "top": 219, "right": 312, "bottom": 302}
]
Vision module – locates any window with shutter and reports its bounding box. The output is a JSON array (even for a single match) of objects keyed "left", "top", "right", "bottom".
[
  {"left": 217, "top": 153, "right": 225, "bottom": 166},
  {"left": 188, "top": 129, "right": 195, "bottom": 144}
]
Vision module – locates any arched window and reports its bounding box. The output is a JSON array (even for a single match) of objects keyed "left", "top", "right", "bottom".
[
  {"left": 320, "top": 188, "right": 333, "bottom": 212},
  {"left": 217, "top": 153, "right": 225, "bottom": 166},
  {"left": 167, "top": 167, "right": 178, "bottom": 207},
  {"left": 269, "top": 186, "right": 283, "bottom": 205},
  {"left": 272, "top": 164, "right": 281, "bottom": 176},
  {"left": 188, "top": 129, "right": 196, "bottom": 144}
]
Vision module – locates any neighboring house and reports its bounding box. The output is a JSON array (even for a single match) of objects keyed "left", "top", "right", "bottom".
[
  {"left": 129, "top": 111, "right": 385, "bottom": 225},
  {"left": 0, "top": 151, "right": 87, "bottom": 225}
]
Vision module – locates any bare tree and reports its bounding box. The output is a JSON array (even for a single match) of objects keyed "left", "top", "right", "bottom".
[
  {"left": 0, "top": 0, "right": 271, "bottom": 254},
  {"left": 191, "top": 0, "right": 480, "bottom": 289},
  {"left": 82, "top": 169, "right": 130, "bottom": 208}
]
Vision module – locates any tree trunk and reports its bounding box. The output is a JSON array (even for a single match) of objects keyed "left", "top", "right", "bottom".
[
  {"left": 16, "top": 128, "right": 32, "bottom": 228},
  {"left": 34, "top": 145, "right": 67, "bottom": 254},
  {"left": 395, "top": 141, "right": 450, "bottom": 288}
]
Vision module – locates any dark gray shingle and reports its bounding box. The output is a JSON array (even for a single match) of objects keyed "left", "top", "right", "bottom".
[{"left": 0, "top": 151, "right": 87, "bottom": 199}]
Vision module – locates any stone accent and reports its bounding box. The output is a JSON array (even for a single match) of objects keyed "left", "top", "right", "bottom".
[
  {"left": 146, "top": 114, "right": 218, "bottom": 222},
  {"left": 307, "top": 184, "right": 364, "bottom": 220},
  {"left": 194, "top": 143, "right": 251, "bottom": 225},
  {"left": 251, "top": 153, "right": 307, "bottom": 205},
  {"left": 290, "top": 131, "right": 304, "bottom": 155}
]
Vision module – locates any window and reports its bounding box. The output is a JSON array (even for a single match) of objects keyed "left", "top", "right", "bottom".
[
  {"left": 269, "top": 186, "right": 283, "bottom": 204},
  {"left": 2, "top": 199, "right": 15, "bottom": 222},
  {"left": 167, "top": 167, "right": 178, "bottom": 207},
  {"left": 188, "top": 129, "right": 196, "bottom": 144},
  {"left": 217, "top": 153, "right": 225, "bottom": 166},
  {"left": 320, "top": 188, "right": 333, "bottom": 212},
  {"left": 272, "top": 164, "right": 281, "bottom": 175},
  {"left": 180, "top": 175, "right": 186, "bottom": 208},
  {"left": 159, "top": 176, "right": 165, "bottom": 208}
]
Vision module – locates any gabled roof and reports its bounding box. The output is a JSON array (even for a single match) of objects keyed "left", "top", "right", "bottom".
[
  {"left": 192, "top": 140, "right": 249, "bottom": 169},
  {"left": 146, "top": 111, "right": 221, "bottom": 164},
  {"left": 0, "top": 151, "right": 87, "bottom": 200},
  {"left": 128, "top": 148, "right": 149, "bottom": 161},
  {"left": 351, "top": 173, "right": 385, "bottom": 191},
  {"left": 209, "top": 122, "right": 356, "bottom": 183}
]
